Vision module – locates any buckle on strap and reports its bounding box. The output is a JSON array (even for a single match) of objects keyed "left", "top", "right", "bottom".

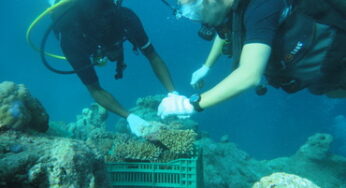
[{"left": 280, "top": 79, "right": 303, "bottom": 93}]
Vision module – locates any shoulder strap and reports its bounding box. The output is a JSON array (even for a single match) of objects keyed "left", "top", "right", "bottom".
[{"left": 231, "top": 0, "right": 251, "bottom": 69}]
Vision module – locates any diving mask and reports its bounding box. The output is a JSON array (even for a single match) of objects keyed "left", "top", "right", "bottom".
[{"left": 179, "top": 0, "right": 204, "bottom": 21}]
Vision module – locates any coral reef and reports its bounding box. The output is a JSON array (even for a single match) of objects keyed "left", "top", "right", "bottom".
[
  {"left": 109, "top": 95, "right": 200, "bottom": 162},
  {"left": 0, "top": 131, "right": 111, "bottom": 188},
  {"left": 67, "top": 103, "right": 107, "bottom": 140},
  {"left": 296, "top": 133, "right": 333, "bottom": 160},
  {"left": 198, "top": 133, "right": 346, "bottom": 188},
  {"left": 264, "top": 133, "right": 346, "bottom": 188},
  {"left": 105, "top": 124, "right": 198, "bottom": 162},
  {"left": 252, "top": 172, "right": 320, "bottom": 188},
  {"left": 4, "top": 84, "right": 342, "bottom": 188},
  {"left": 198, "top": 137, "right": 267, "bottom": 187},
  {"left": 86, "top": 130, "right": 121, "bottom": 156},
  {"left": 108, "top": 138, "right": 162, "bottom": 162},
  {"left": 49, "top": 103, "right": 107, "bottom": 140},
  {"left": 0, "top": 83, "right": 200, "bottom": 187},
  {"left": 50, "top": 103, "right": 199, "bottom": 162},
  {"left": 115, "top": 95, "right": 198, "bottom": 134},
  {"left": 0, "top": 81, "right": 48, "bottom": 132},
  {"left": 0, "top": 82, "right": 110, "bottom": 187},
  {"left": 158, "top": 129, "right": 197, "bottom": 155},
  {"left": 47, "top": 94, "right": 346, "bottom": 188}
]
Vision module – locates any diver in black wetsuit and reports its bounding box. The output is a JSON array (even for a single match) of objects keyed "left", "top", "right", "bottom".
[{"left": 54, "top": 0, "right": 176, "bottom": 136}]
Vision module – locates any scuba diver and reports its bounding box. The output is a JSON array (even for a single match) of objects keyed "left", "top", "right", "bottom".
[
  {"left": 29, "top": 0, "right": 177, "bottom": 136},
  {"left": 157, "top": 0, "right": 346, "bottom": 119}
]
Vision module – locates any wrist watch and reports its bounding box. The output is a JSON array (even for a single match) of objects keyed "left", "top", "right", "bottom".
[{"left": 189, "top": 94, "right": 204, "bottom": 112}]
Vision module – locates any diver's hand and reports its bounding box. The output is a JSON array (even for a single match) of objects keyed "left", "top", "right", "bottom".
[
  {"left": 126, "top": 114, "right": 150, "bottom": 137},
  {"left": 157, "top": 93, "right": 195, "bottom": 119},
  {"left": 190, "top": 65, "right": 210, "bottom": 89}
]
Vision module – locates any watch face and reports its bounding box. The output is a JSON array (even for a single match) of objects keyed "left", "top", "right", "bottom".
[
  {"left": 190, "top": 94, "right": 200, "bottom": 103},
  {"left": 189, "top": 94, "right": 203, "bottom": 112}
]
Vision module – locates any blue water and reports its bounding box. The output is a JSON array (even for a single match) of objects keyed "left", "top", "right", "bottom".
[{"left": 1, "top": 0, "right": 346, "bottom": 159}]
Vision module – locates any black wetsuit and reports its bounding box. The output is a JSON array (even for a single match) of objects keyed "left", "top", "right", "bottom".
[
  {"left": 59, "top": 5, "right": 151, "bottom": 85},
  {"left": 242, "top": 0, "right": 285, "bottom": 46},
  {"left": 241, "top": 0, "right": 346, "bottom": 93},
  {"left": 219, "top": 0, "right": 346, "bottom": 94}
]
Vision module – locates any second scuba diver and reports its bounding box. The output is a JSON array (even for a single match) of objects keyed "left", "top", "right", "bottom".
[{"left": 45, "top": 0, "right": 177, "bottom": 137}]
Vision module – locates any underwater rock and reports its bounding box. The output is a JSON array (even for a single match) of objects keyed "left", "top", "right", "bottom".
[
  {"left": 220, "top": 134, "right": 230, "bottom": 143},
  {"left": 0, "top": 131, "right": 111, "bottom": 188},
  {"left": 49, "top": 103, "right": 108, "bottom": 140},
  {"left": 0, "top": 81, "right": 48, "bottom": 132},
  {"left": 296, "top": 133, "right": 333, "bottom": 160},
  {"left": 263, "top": 133, "right": 346, "bottom": 188},
  {"left": 79, "top": 103, "right": 108, "bottom": 128},
  {"left": 252, "top": 172, "right": 320, "bottom": 188},
  {"left": 86, "top": 129, "right": 120, "bottom": 156},
  {"left": 197, "top": 137, "right": 266, "bottom": 188},
  {"left": 69, "top": 103, "right": 108, "bottom": 140},
  {"left": 9, "top": 144, "right": 24, "bottom": 153},
  {"left": 198, "top": 132, "right": 346, "bottom": 188}
]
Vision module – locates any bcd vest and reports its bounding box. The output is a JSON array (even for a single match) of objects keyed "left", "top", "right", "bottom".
[{"left": 231, "top": 0, "right": 346, "bottom": 94}]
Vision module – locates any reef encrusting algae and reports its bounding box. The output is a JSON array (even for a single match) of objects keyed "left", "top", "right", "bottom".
[{"left": 0, "top": 81, "right": 48, "bottom": 132}]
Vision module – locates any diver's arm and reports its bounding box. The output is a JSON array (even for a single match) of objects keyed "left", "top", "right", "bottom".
[
  {"left": 142, "top": 45, "right": 175, "bottom": 92},
  {"left": 87, "top": 82, "right": 152, "bottom": 137},
  {"left": 190, "top": 35, "right": 226, "bottom": 88},
  {"left": 204, "top": 35, "right": 226, "bottom": 67},
  {"left": 86, "top": 82, "right": 130, "bottom": 118},
  {"left": 199, "top": 43, "right": 271, "bottom": 109}
]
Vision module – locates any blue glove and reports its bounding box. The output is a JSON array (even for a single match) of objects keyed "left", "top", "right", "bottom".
[
  {"left": 157, "top": 93, "right": 195, "bottom": 119},
  {"left": 126, "top": 114, "right": 150, "bottom": 137}
]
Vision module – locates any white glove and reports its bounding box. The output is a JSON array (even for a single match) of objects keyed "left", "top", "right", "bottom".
[
  {"left": 190, "top": 65, "right": 210, "bottom": 89},
  {"left": 157, "top": 93, "right": 195, "bottom": 119},
  {"left": 126, "top": 113, "right": 150, "bottom": 137}
]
